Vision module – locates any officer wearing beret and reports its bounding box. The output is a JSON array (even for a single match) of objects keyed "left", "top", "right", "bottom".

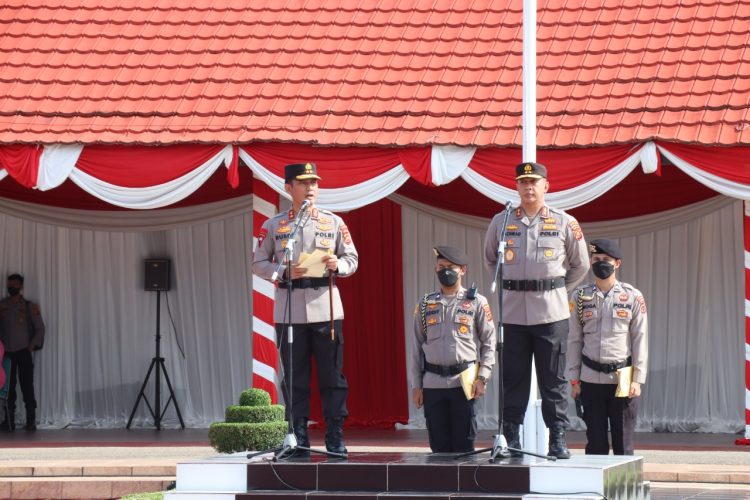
[
  {"left": 0, "top": 273, "right": 45, "bottom": 431},
  {"left": 483, "top": 162, "right": 590, "bottom": 458},
  {"left": 252, "top": 162, "right": 358, "bottom": 456},
  {"left": 567, "top": 239, "right": 648, "bottom": 455},
  {"left": 409, "top": 246, "right": 496, "bottom": 453}
]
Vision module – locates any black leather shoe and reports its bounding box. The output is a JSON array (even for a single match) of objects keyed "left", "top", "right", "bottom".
[
  {"left": 290, "top": 417, "right": 310, "bottom": 457},
  {"left": 0, "top": 410, "right": 15, "bottom": 432},
  {"left": 548, "top": 426, "right": 571, "bottom": 459},
  {"left": 325, "top": 417, "right": 348, "bottom": 456},
  {"left": 502, "top": 421, "right": 522, "bottom": 457}
]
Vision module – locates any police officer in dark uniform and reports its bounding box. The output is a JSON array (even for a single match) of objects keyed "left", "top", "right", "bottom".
[
  {"left": 252, "top": 162, "right": 358, "bottom": 456},
  {"left": 409, "top": 246, "right": 496, "bottom": 453},
  {"left": 483, "top": 162, "right": 590, "bottom": 458},
  {"left": 567, "top": 239, "right": 648, "bottom": 455},
  {"left": 0, "top": 274, "right": 45, "bottom": 431}
]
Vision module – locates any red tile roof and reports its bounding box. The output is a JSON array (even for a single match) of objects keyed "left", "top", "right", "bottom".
[{"left": 0, "top": 0, "right": 748, "bottom": 147}]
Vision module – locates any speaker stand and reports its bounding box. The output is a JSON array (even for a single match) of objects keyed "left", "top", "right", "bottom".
[{"left": 127, "top": 291, "right": 185, "bottom": 430}]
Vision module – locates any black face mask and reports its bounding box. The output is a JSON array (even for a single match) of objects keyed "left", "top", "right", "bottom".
[
  {"left": 437, "top": 268, "right": 459, "bottom": 287},
  {"left": 7, "top": 286, "right": 20, "bottom": 296},
  {"left": 592, "top": 261, "right": 615, "bottom": 280}
]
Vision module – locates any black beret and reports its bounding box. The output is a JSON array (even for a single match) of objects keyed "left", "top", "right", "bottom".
[
  {"left": 515, "top": 161, "right": 547, "bottom": 180},
  {"left": 589, "top": 238, "right": 622, "bottom": 259},
  {"left": 284, "top": 162, "right": 321, "bottom": 182},
  {"left": 433, "top": 246, "right": 469, "bottom": 266}
]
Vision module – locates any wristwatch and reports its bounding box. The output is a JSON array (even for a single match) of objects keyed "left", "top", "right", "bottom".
[{"left": 478, "top": 376, "right": 487, "bottom": 384}]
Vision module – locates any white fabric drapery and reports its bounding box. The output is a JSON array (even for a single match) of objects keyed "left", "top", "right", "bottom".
[
  {"left": 0, "top": 198, "right": 254, "bottom": 427},
  {"left": 69, "top": 146, "right": 235, "bottom": 209},
  {"left": 238, "top": 148, "right": 412, "bottom": 211},
  {"left": 0, "top": 192, "right": 743, "bottom": 431},
  {"left": 460, "top": 144, "right": 658, "bottom": 209},
  {"left": 398, "top": 195, "right": 744, "bottom": 432},
  {"left": 4, "top": 141, "right": 748, "bottom": 211}
]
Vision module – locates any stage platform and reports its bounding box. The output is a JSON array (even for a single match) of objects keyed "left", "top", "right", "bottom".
[
  {"left": 166, "top": 451, "right": 648, "bottom": 500},
  {"left": 2, "top": 429, "right": 750, "bottom": 499},
  {"left": 0, "top": 427, "right": 746, "bottom": 451}
]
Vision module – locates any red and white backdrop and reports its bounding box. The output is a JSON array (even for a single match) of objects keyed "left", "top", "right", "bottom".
[{"left": 0, "top": 141, "right": 748, "bottom": 432}]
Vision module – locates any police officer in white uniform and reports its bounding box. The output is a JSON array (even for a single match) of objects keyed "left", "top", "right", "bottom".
[
  {"left": 409, "top": 246, "right": 496, "bottom": 452},
  {"left": 483, "top": 162, "right": 590, "bottom": 458},
  {"left": 567, "top": 239, "right": 648, "bottom": 455},
  {"left": 252, "top": 162, "right": 358, "bottom": 456}
]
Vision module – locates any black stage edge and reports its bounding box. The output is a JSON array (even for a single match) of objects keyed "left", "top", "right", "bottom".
[{"left": 245, "top": 453, "right": 530, "bottom": 494}]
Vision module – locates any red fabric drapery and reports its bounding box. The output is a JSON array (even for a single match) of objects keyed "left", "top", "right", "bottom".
[
  {"left": 76, "top": 144, "right": 226, "bottom": 187},
  {"left": 396, "top": 164, "right": 718, "bottom": 222},
  {"left": 469, "top": 144, "right": 643, "bottom": 190},
  {"left": 0, "top": 144, "right": 42, "bottom": 188},
  {"left": 243, "top": 143, "right": 405, "bottom": 188},
  {"left": 657, "top": 142, "right": 750, "bottom": 183},
  {"left": 308, "top": 198, "right": 409, "bottom": 428}
]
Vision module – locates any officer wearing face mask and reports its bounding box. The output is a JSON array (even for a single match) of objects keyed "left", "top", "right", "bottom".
[
  {"left": 567, "top": 239, "right": 648, "bottom": 455},
  {"left": 409, "top": 246, "right": 496, "bottom": 453},
  {"left": 0, "top": 274, "right": 45, "bottom": 431}
]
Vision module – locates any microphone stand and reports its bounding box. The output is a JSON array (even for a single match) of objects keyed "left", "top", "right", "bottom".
[
  {"left": 249, "top": 203, "right": 346, "bottom": 461},
  {"left": 456, "top": 201, "right": 554, "bottom": 463}
]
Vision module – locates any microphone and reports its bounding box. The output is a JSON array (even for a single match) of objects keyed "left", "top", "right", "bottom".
[
  {"left": 298, "top": 199, "right": 311, "bottom": 214},
  {"left": 505, "top": 200, "right": 513, "bottom": 210}
]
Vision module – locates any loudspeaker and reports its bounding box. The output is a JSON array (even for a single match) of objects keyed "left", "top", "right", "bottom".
[{"left": 144, "top": 259, "right": 170, "bottom": 291}]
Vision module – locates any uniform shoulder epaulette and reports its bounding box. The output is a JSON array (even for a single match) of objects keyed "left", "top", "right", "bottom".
[
  {"left": 426, "top": 291, "right": 441, "bottom": 300},
  {"left": 619, "top": 282, "right": 636, "bottom": 291},
  {"left": 548, "top": 206, "right": 564, "bottom": 215},
  {"left": 318, "top": 208, "right": 335, "bottom": 216}
]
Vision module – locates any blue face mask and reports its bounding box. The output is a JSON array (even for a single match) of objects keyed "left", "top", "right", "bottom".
[{"left": 592, "top": 261, "right": 615, "bottom": 279}]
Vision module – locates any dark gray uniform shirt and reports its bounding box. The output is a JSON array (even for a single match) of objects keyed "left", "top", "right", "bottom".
[{"left": 0, "top": 296, "right": 45, "bottom": 352}]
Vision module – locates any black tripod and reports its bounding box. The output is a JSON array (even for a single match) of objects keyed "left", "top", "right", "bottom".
[
  {"left": 456, "top": 200, "right": 553, "bottom": 463},
  {"left": 127, "top": 291, "right": 185, "bottom": 430},
  {"left": 248, "top": 202, "right": 345, "bottom": 461}
]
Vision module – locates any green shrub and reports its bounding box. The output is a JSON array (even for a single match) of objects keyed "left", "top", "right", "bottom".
[
  {"left": 209, "top": 421, "right": 287, "bottom": 453},
  {"left": 121, "top": 493, "right": 163, "bottom": 500},
  {"left": 239, "top": 388, "right": 272, "bottom": 407},
  {"left": 209, "top": 388, "right": 286, "bottom": 454},
  {"left": 225, "top": 404, "right": 285, "bottom": 423}
]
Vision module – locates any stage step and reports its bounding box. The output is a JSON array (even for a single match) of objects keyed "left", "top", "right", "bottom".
[
  {"left": 0, "top": 476, "right": 174, "bottom": 499},
  {"left": 166, "top": 452, "right": 649, "bottom": 500},
  {"left": 0, "top": 461, "right": 175, "bottom": 499}
]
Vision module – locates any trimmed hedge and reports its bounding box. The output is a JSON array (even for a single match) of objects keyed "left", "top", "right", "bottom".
[
  {"left": 239, "top": 388, "right": 272, "bottom": 407},
  {"left": 209, "top": 421, "right": 287, "bottom": 453},
  {"left": 225, "top": 404, "right": 285, "bottom": 423},
  {"left": 209, "top": 388, "right": 286, "bottom": 454}
]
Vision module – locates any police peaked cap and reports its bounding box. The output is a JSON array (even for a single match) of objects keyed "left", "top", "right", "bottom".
[
  {"left": 284, "top": 162, "right": 321, "bottom": 182},
  {"left": 433, "top": 246, "right": 469, "bottom": 266},
  {"left": 515, "top": 161, "right": 547, "bottom": 180},
  {"left": 589, "top": 238, "right": 622, "bottom": 259}
]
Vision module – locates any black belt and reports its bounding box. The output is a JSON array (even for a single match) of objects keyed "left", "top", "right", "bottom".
[
  {"left": 582, "top": 355, "right": 632, "bottom": 374},
  {"left": 278, "top": 277, "right": 330, "bottom": 290},
  {"left": 502, "top": 277, "right": 565, "bottom": 291},
  {"left": 424, "top": 360, "right": 475, "bottom": 377}
]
